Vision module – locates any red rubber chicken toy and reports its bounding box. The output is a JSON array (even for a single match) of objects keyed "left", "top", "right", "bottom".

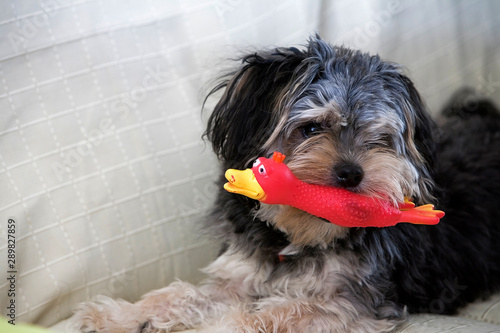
[{"left": 224, "top": 152, "right": 444, "bottom": 228}]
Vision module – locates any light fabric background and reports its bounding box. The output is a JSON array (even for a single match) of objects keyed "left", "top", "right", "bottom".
[{"left": 0, "top": 0, "right": 499, "bottom": 332}]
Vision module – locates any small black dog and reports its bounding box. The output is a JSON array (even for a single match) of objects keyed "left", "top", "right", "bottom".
[{"left": 76, "top": 36, "right": 500, "bottom": 333}]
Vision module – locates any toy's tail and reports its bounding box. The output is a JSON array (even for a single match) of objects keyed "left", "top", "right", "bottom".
[{"left": 399, "top": 204, "right": 445, "bottom": 225}]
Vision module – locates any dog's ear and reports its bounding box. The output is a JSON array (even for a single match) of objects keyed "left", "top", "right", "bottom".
[
  {"left": 398, "top": 74, "right": 438, "bottom": 203},
  {"left": 401, "top": 75, "right": 437, "bottom": 167},
  {"left": 204, "top": 49, "right": 307, "bottom": 169}
]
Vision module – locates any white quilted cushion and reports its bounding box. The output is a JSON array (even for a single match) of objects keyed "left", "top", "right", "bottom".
[
  {"left": 398, "top": 314, "right": 500, "bottom": 332},
  {"left": 458, "top": 293, "right": 500, "bottom": 326}
]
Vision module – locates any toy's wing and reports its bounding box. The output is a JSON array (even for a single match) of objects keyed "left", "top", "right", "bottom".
[{"left": 398, "top": 196, "right": 416, "bottom": 210}]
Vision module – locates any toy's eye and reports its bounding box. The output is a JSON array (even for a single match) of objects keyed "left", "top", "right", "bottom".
[
  {"left": 258, "top": 165, "right": 267, "bottom": 176},
  {"left": 253, "top": 159, "right": 261, "bottom": 167}
]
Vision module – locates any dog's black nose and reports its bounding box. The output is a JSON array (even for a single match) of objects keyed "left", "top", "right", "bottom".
[{"left": 334, "top": 164, "right": 364, "bottom": 188}]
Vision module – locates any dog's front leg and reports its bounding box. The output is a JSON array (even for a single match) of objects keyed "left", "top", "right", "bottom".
[
  {"left": 205, "top": 295, "right": 405, "bottom": 333},
  {"left": 74, "top": 280, "right": 233, "bottom": 333},
  {"left": 135, "top": 280, "right": 233, "bottom": 332}
]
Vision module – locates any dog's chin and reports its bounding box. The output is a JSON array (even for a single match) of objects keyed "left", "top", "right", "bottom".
[{"left": 255, "top": 203, "right": 349, "bottom": 248}]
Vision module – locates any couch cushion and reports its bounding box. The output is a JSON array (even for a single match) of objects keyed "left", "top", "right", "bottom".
[
  {"left": 397, "top": 313, "right": 500, "bottom": 332},
  {"left": 458, "top": 293, "right": 500, "bottom": 326}
]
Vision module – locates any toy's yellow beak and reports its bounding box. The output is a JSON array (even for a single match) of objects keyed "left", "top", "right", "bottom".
[{"left": 224, "top": 169, "right": 265, "bottom": 201}]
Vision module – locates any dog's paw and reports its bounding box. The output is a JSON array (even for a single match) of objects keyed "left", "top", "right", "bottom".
[{"left": 73, "top": 296, "right": 146, "bottom": 333}]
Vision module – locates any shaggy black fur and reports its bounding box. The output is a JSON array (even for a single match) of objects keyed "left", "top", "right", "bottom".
[{"left": 203, "top": 37, "right": 500, "bottom": 317}]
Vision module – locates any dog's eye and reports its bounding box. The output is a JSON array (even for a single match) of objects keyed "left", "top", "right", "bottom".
[
  {"left": 366, "top": 135, "right": 394, "bottom": 150},
  {"left": 301, "top": 122, "right": 323, "bottom": 138}
]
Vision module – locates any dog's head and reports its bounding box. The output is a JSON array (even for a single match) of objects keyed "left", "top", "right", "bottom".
[{"left": 205, "top": 37, "right": 436, "bottom": 247}]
